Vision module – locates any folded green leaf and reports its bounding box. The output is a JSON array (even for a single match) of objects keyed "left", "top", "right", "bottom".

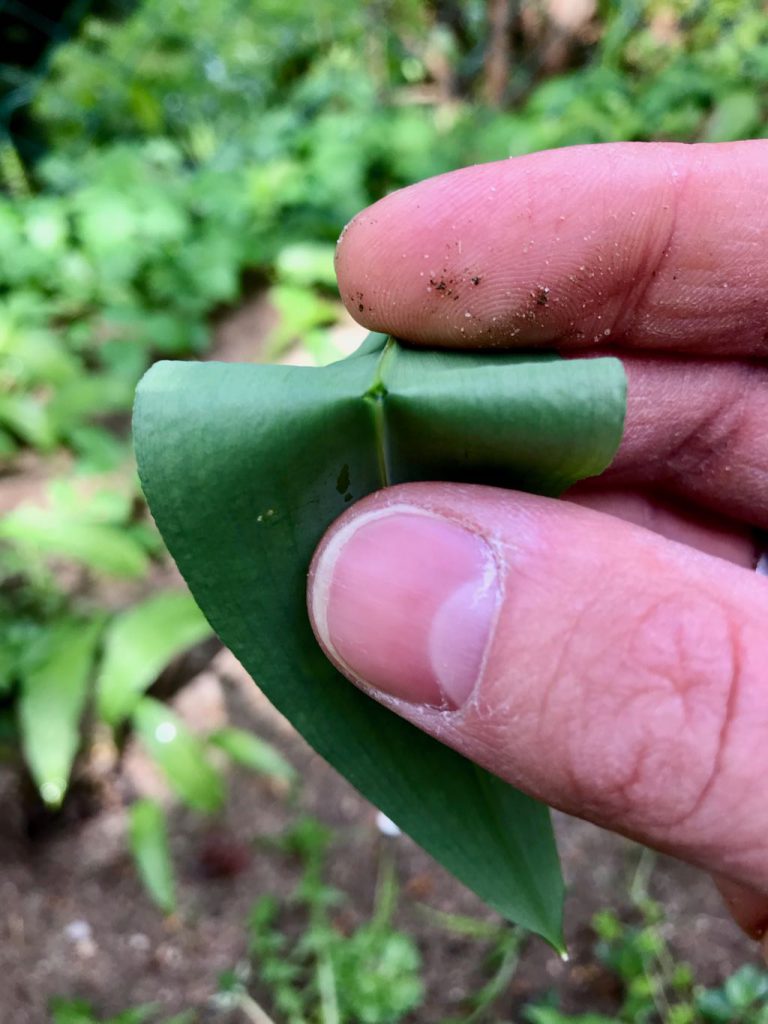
[
  {"left": 134, "top": 334, "right": 626, "bottom": 949},
  {"left": 18, "top": 616, "right": 104, "bottom": 806},
  {"left": 132, "top": 697, "right": 224, "bottom": 813},
  {"left": 128, "top": 798, "right": 176, "bottom": 914}
]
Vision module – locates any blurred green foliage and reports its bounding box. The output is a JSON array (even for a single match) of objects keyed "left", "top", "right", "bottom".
[
  {"left": 4, "top": 0, "right": 768, "bottom": 466},
  {"left": 216, "top": 816, "right": 425, "bottom": 1024},
  {"left": 28, "top": 0, "right": 768, "bottom": 165},
  {"left": 2, "top": 0, "right": 768, "bottom": 912},
  {"left": 3, "top": 0, "right": 768, "bottom": 461},
  {"left": 51, "top": 834, "right": 768, "bottom": 1022},
  {"left": 50, "top": 996, "right": 193, "bottom": 1024}
]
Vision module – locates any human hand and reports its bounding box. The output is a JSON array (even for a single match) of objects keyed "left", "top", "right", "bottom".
[{"left": 306, "top": 141, "right": 768, "bottom": 943}]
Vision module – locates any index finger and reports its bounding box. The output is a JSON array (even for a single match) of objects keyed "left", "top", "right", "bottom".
[{"left": 336, "top": 141, "right": 768, "bottom": 356}]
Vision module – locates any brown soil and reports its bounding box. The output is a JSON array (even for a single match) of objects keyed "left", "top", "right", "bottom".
[{"left": 0, "top": 650, "right": 758, "bottom": 1024}]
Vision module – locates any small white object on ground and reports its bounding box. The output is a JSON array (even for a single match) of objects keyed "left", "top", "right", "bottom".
[
  {"left": 64, "top": 920, "right": 92, "bottom": 943},
  {"left": 375, "top": 810, "right": 402, "bottom": 837},
  {"left": 128, "top": 932, "right": 151, "bottom": 952}
]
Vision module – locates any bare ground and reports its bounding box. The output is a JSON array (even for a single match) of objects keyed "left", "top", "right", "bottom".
[{"left": 0, "top": 649, "right": 758, "bottom": 1024}]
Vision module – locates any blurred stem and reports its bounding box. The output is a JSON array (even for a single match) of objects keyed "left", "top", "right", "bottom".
[
  {"left": 317, "top": 950, "right": 340, "bottom": 1024},
  {"left": 302, "top": 834, "right": 340, "bottom": 1024},
  {"left": 483, "top": 0, "right": 515, "bottom": 106},
  {"left": 366, "top": 0, "right": 391, "bottom": 101},
  {"left": 238, "top": 993, "right": 278, "bottom": 1024},
  {"left": 418, "top": 904, "right": 506, "bottom": 940},
  {"left": 371, "top": 839, "right": 397, "bottom": 932},
  {"left": 629, "top": 847, "right": 657, "bottom": 905},
  {"left": 628, "top": 848, "right": 678, "bottom": 1022},
  {"left": 463, "top": 929, "right": 523, "bottom": 1022}
]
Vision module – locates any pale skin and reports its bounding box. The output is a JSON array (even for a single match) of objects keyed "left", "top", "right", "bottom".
[{"left": 306, "top": 141, "right": 768, "bottom": 944}]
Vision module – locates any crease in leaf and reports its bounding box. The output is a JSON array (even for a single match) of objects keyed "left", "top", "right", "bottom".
[
  {"left": 133, "top": 334, "right": 627, "bottom": 950},
  {"left": 363, "top": 334, "right": 395, "bottom": 486}
]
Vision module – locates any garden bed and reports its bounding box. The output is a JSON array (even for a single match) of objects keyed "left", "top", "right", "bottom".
[{"left": 1, "top": 650, "right": 756, "bottom": 1023}]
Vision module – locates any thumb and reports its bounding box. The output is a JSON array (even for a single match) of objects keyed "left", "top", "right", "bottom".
[{"left": 307, "top": 483, "right": 768, "bottom": 898}]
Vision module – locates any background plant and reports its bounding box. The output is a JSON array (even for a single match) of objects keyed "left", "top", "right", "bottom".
[{"left": 50, "top": 835, "right": 768, "bottom": 1023}]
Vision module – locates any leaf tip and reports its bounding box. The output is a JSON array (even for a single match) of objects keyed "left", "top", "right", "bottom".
[{"left": 40, "top": 779, "right": 66, "bottom": 807}]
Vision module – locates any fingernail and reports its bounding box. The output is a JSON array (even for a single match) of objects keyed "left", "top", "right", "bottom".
[{"left": 309, "top": 507, "right": 501, "bottom": 709}]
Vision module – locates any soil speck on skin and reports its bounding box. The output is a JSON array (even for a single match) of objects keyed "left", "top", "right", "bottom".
[
  {"left": 471, "top": 276, "right": 481, "bottom": 286},
  {"left": 429, "top": 274, "right": 462, "bottom": 301},
  {"left": 535, "top": 287, "right": 550, "bottom": 307}
]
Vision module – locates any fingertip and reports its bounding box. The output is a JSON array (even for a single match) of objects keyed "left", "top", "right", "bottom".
[
  {"left": 334, "top": 166, "right": 520, "bottom": 345},
  {"left": 308, "top": 485, "right": 502, "bottom": 709},
  {"left": 334, "top": 146, "right": 675, "bottom": 348},
  {"left": 335, "top": 140, "right": 768, "bottom": 354}
]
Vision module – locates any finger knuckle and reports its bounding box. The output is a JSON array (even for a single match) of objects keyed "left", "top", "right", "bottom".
[
  {"left": 562, "top": 589, "right": 742, "bottom": 838},
  {"left": 665, "top": 366, "right": 754, "bottom": 485}
]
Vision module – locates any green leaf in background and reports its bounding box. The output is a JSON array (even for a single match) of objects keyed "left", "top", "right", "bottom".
[
  {"left": 275, "top": 242, "right": 338, "bottom": 289},
  {"left": 49, "top": 996, "right": 158, "bottom": 1023},
  {"left": 49, "top": 998, "right": 99, "bottom": 1024},
  {"left": 0, "top": 479, "right": 150, "bottom": 579},
  {"left": 132, "top": 697, "right": 224, "bottom": 812},
  {"left": 0, "top": 393, "right": 58, "bottom": 451},
  {"left": 0, "top": 508, "right": 148, "bottom": 576},
  {"left": 333, "top": 926, "right": 424, "bottom": 1022},
  {"left": 18, "top": 616, "right": 104, "bottom": 806},
  {"left": 266, "top": 284, "right": 339, "bottom": 358},
  {"left": 134, "top": 334, "right": 627, "bottom": 949},
  {"left": 128, "top": 798, "right": 176, "bottom": 914},
  {"left": 523, "top": 1009, "right": 619, "bottom": 1024},
  {"left": 107, "top": 1011, "right": 159, "bottom": 1024},
  {"left": 703, "top": 90, "right": 762, "bottom": 143},
  {"left": 208, "top": 726, "right": 297, "bottom": 783},
  {"left": 694, "top": 963, "right": 768, "bottom": 1021},
  {"left": 0, "top": 646, "right": 16, "bottom": 696},
  {"left": 97, "top": 591, "right": 211, "bottom": 725},
  {"left": 69, "top": 424, "right": 128, "bottom": 473}
]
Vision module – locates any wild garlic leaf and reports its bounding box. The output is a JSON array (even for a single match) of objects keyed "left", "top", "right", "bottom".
[{"left": 134, "top": 334, "right": 626, "bottom": 949}]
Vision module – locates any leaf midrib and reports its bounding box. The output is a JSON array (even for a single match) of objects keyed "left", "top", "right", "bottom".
[{"left": 363, "top": 336, "right": 396, "bottom": 488}]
